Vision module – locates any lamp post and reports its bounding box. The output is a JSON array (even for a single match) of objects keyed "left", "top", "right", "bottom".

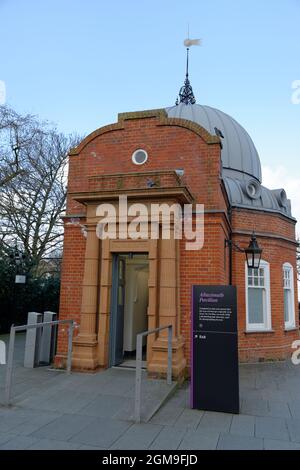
[
  {"left": 9, "top": 244, "right": 27, "bottom": 324},
  {"left": 225, "top": 232, "right": 263, "bottom": 285},
  {"left": 9, "top": 244, "right": 27, "bottom": 284}
]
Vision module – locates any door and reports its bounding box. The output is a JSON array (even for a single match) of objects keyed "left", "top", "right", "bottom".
[{"left": 109, "top": 255, "right": 126, "bottom": 366}]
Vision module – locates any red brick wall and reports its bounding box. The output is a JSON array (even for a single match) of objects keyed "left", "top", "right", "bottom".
[
  {"left": 231, "top": 209, "right": 299, "bottom": 363},
  {"left": 56, "top": 220, "right": 86, "bottom": 360},
  {"left": 180, "top": 213, "right": 230, "bottom": 370},
  {"left": 66, "top": 115, "right": 225, "bottom": 214}
]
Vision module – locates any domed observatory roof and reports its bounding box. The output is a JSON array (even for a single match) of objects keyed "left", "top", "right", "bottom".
[
  {"left": 166, "top": 102, "right": 262, "bottom": 183},
  {"left": 165, "top": 70, "right": 294, "bottom": 219}
]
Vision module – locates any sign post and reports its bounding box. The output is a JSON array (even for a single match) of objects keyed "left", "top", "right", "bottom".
[{"left": 191, "top": 285, "right": 239, "bottom": 414}]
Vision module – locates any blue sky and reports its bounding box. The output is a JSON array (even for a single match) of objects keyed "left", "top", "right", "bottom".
[{"left": 1, "top": 0, "right": 300, "bottom": 223}]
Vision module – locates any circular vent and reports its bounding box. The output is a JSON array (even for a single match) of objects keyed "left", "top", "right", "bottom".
[{"left": 132, "top": 149, "right": 148, "bottom": 165}]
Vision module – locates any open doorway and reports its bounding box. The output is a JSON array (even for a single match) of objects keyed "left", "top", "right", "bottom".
[{"left": 109, "top": 253, "right": 149, "bottom": 368}]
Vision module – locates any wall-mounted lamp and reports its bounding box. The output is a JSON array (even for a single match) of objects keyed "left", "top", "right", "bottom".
[
  {"left": 225, "top": 232, "right": 263, "bottom": 284},
  {"left": 244, "top": 233, "right": 263, "bottom": 270}
]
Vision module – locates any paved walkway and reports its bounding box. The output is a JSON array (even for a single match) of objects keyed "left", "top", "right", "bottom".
[{"left": 1, "top": 334, "right": 300, "bottom": 450}]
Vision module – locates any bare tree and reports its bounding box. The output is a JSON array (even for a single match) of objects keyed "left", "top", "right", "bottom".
[
  {"left": 0, "top": 105, "right": 81, "bottom": 265},
  {"left": 0, "top": 105, "right": 39, "bottom": 186}
]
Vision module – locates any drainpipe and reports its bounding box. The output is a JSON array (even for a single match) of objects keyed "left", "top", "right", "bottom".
[{"left": 227, "top": 206, "right": 233, "bottom": 286}]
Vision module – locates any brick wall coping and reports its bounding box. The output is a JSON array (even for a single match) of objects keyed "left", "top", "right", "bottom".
[
  {"left": 231, "top": 205, "right": 297, "bottom": 223},
  {"left": 232, "top": 229, "right": 297, "bottom": 246},
  {"left": 69, "top": 109, "right": 221, "bottom": 156}
]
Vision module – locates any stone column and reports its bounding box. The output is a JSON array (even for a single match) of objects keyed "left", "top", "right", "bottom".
[
  {"left": 72, "top": 225, "right": 99, "bottom": 369},
  {"left": 148, "top": 234, "right": 186, "bottom": 381},
  {"left": 97, "top": 238, "right": 112, "bottom": 368}
]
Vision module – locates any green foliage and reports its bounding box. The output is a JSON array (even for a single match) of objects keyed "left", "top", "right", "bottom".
[{"left": 0, "top": 249, "right": 60, "bottom": 333}]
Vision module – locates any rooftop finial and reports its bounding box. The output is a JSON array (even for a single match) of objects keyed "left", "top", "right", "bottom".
[{"left": 176, "top": 35, "right": 201, "bottom": 106}]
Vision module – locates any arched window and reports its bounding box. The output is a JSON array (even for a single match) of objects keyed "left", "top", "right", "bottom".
[
  {"left": 283, "top": 263, "right": 295, "bottom": 329},
  {"left": 245, "top": 260, "right": 271, "bottom": 331}
]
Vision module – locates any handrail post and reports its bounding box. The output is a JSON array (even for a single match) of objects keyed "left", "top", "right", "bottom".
[
  {"left": 167, "top": 325, "right": 172, "bottom": 385},
  {"left": 5, "top": 326, "right": 16, "bottom": 406},
  {"left": 3, "top": 318, "right": 75, "bottom": 406},
  {"left": 66, "top": 320, "right": 74, "bottom": 374},
  {"left": 134, "top": 324, "right": 173, "bottom": 423},
  {"left": 134, "top": 333, "right": 143, "bottom": 423}
]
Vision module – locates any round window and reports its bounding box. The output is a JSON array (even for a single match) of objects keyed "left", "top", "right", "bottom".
[
  {"left": 247, "top": 184, "right": 256, "bottom": 197},
  {"left": 132, "top": 149, "right": 148, "bottom": 165},
  {"left": 244, "top": 179, "right": 261, "bottom": 199}
]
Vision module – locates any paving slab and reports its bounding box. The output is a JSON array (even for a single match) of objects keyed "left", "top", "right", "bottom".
[
  {"left": 197, "top": 411, "right": 233, "bottom": 433},
  {"left": 264, "top": 438, "right": 300, "bottom": 450},
  {"left": 78, "top": 395, "right": 132, "bottom": 419},
  {"left": 149, "top": 427, "right": 187, "bottom": 450},
  {"left": 30, "top": 413, "right": 97, "bottom": 441},
  {"left": 288, "top": 401, "right": 300, "bottom": 420},
  {"left": 267, "top": 400, "right": 291, "bottom": 419},
  {"left": 217, "top": 433, "right": 263, "bottom": 450},
  {"left": 241, "top": 397, "right": 269, "bottom": 416},
  {"left": 1, "top": 408, "right": 61, "bottom": 436},
  {"left": 255, "top": 416, "right": 290, "bottom": 441},
  {"left": 19, "top": 390, "right": 99, "bottom": 414},
  {"left": 240, "top": 388, "right": 263, "bottom": 401},
  {"left": 261, "top": 389, "right": 292, "bottom": 402},
  {"left": 69, "top": 417, "right": 132, "bottom": 448},
  {"left": 0, "top": 411, "right": 29, "bottom": 433},
  {"left": 114, "top": 397, "right": 162, "bottom": 423},
  {"left": 286, "top": 418, "right": 300, "bottom": 443},
  {"left": 150, "top": 401, "right": 184, "bottom": 426},
  {"left": 28, "top": 438, "right": 81, "bottom": 450},
  {"left": 78, "top": 444, "right": 106, "bottom": 450},
  {"left": 179, "top": 429, "right": 220, "bottom": 450},
  {"left": 110, "top": 423, "right": 162, "bottom": 450},
  {"left": 230, "top": 414, "right": 255, "bottom": 437},
  {"left": 0, "top": 435, "right": 39, "bottom": 450},
  {"left": 174, "top": 408, "right": 204, "bottom": 429},
  {"left": 0, "top": 432, "right": 18, "bottom": 446}
]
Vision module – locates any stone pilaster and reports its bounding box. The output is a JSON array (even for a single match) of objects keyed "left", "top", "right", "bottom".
[
  {"left": 72, "top": 225, "right": 99, "bottom": 369},
  {"left": 148, "top": 236, "right": 186, "bottom": 380}
]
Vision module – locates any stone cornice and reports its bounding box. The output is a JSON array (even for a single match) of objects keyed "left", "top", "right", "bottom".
[{"left": 69, "top": 186, "right": 194, "bottom": 205}]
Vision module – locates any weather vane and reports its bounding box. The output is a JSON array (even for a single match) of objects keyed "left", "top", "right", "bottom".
[{"left": 176, "top": 29, "right": 201, "bottom": 106}]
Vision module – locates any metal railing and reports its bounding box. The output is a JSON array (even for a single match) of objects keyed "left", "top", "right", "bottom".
[
  {"left": 134, "top": 324, "right": 173, "bottom": 423},
  {"left": 5, "top": 319, "right": 75, "bottom": 406}
]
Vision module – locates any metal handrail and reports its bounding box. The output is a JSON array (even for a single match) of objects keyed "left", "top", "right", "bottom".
[
  {"left": 134, "top": 324, "right": 173, "bottom": 423},
  {"left": 4, "top": 319, "right": 75, "bottom": 406}
]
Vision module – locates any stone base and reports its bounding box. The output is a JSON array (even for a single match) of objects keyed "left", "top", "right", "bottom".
[
  {"left": 147, "top": 336, "right": 186, "bottom": 382},
  {"left": 71, "top": 338, "right": 99, "bottom": 370}
]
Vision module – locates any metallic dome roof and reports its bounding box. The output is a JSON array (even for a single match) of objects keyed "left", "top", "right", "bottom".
[
  {"left": 166, "top": 103, "right": 262, "bottom": 182},
  {"left": 165, "top": 102, "right": 294, "bottom": 219}
]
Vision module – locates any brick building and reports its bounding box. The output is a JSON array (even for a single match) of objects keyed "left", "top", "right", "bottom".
[{"left": 56, "top": 70, "right": 299, "bottom": 380}]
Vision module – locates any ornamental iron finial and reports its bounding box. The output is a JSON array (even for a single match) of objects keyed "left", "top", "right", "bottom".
[{"left": 176, "top": 37, "right": 201, "bottom": 106}]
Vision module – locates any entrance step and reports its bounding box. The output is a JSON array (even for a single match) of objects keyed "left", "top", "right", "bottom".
[{"left": 113, "top": 371, "right": 178, "bottom": 422}]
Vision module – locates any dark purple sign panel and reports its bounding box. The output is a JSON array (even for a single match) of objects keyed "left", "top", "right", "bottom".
[{"left": 191, "top": 285, "right": 239, "bottom": 414}]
